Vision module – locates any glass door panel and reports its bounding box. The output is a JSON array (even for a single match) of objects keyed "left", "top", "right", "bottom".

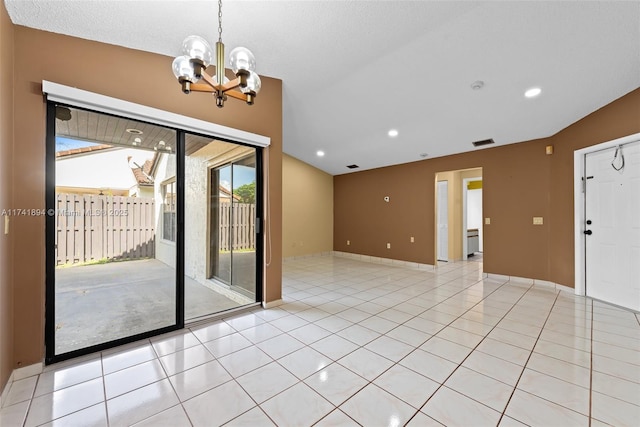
[
  {"left": 184, "top": 134, "right": 257, "bottom": 321},
  {"left": 50, "top": 105, "right": 177, "bottom": 357}
]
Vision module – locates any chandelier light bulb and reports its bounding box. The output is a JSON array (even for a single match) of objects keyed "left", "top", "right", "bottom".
[
  {"left": 241, "top": 71, "right": 262, "bottom": 94},
  {"left": 172, "top": 55, "right": 196, "bottom": 82},
  {"left": 229, "top": 47, "right": 256, "bottom": 74},
  {"left": 182, "top": 35, "right": 213, "bottom": 66}
]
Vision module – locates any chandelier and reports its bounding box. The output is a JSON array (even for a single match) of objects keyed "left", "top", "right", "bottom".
[{"left": 171, "top": 0, "right": 261, "bottom": 108}]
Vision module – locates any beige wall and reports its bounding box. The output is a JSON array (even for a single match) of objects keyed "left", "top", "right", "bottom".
[
  {"left": 335, "top": 87, "right": 640, "bottom": 287},
  {"left": 282, "top": 154, "right": 333, "bottom": 258},
  {"left": 10, "top": 26, "right": 283, "bottom": 369},
  {"left": 0, "top": 1, "right": 15, "bottom": 392}
]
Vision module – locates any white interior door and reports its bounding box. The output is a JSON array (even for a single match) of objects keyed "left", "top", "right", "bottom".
[
  {"left": 584, "top": 141, "right": 640, "bottom": 311},
  {"left": 437, "top": 181, "right": 449, "bottom": 261}
]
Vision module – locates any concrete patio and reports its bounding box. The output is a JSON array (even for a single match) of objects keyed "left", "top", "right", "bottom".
[{"left": 54, "top": 258, "right": 253, "bottom": 355}]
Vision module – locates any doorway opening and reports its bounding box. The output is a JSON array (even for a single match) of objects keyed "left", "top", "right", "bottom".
[
  {"left": 462, "top": 177, "right": 483, "bottom": 261},
  {"left": 435, "top": 168, "right": 483, "bottom": 266}
]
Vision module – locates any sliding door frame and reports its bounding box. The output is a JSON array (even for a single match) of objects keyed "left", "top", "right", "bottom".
[{"left": 43, "top": 81, "right": 269, "bottom": 364}]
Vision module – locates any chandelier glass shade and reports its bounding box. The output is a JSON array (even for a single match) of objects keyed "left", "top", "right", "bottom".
[{"left": 171, "top": 0, "right": 260, "bottom": 108}]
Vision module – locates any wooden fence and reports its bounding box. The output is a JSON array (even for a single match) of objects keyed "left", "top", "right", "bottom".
[
  {"left": 219, "top": 202, "right": 256, "bottom": 251},
  {"left": 56, "top": 194, "right": 155, "bottom": 265}
]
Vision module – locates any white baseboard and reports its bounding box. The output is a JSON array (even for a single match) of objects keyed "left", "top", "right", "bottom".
[
  {"left": 332, "top": 251, "right": 435, "bottom": 270},
  {"left": 484, "top": 273, "right": 575, "bottom": 294},
  {"left": 534, "top": 279, "right": 556, "bottom": 289},
  {"left": 13, "top": 363, "right": 43, "bottom": 381},
  {"left": 555, "top": 283, "right": 574, "bottom": 294},
  {"left": 282, "top": 252, "right": 333, "bottom": 262},
  {"left": 262, "top": 299, "right": 284, "bottom": 309},
  {"left": 0, "top": 371, "right": 14, "bottom": 408},
  {"left": 510, "top": 276, "right": 534, "bottom": 285},
  {"left": 285, "top": 252, "right": 574, "bottom": 294},
  {"left": 0, "top": 362, "right": 43, "bottom": 407},
  {"left": 486, "top": 273, "right": 510, "bottom": 282}
]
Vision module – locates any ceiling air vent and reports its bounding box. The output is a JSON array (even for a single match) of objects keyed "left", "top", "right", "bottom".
[
  {"left": 472, "top": 138, "right": 495, "bottom": 147},
  {"left": 346, "top": 164, "right": 359, "bottom": 169}
]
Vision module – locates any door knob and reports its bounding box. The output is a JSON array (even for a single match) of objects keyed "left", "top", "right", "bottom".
[
  {"left": 586, "top": 220, "right": 592, "bottom": 225},
  {"left": 584, "top": 230, "right": 593, "bottom": 235}
]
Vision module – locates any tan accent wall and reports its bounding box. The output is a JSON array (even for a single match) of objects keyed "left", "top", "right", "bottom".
[
  {"left": 335, "top": 88, "right": 640, "bottom": 287},
  {"left": 282, "top": 154, "right": 333, "bottom": 258},
  {"left": 11, "top": 27, "right": 282, "bottom": 368},
  {"left": 0, "top": 1, "right": 15, "bottom": 392}
]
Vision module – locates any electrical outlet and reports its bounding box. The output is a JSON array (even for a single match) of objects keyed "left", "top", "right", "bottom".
[
  {"left": 485, "top": 218, "right": 491, "bottom": 225},
  {"left": 347, "top": 240, "right": 350, "bottom": 246},
  {"left": 386, "top": 243, "right": 391, "bottom": 249},
  {"left": 533, "top": 217, "right": 544, "bottom": 225},
  {"left": 410, "top": 236, "right": 414, "bottom": 243}
]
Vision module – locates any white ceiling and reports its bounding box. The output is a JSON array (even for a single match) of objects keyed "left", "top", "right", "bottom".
[{"left": 5, "top": 0, "right": 640, "bottom": 175}]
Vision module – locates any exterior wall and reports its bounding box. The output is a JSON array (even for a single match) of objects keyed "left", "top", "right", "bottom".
[
  {"left": 184, "top": 153, "right": 209, "bottom": 283},
  {"left": 129, "top": 185, "right": 154, "bottom": 199},
  {"left": 154, "top": 153, "right": 176, "bottom": 269},
  {"left": 335, "top": 87, "right": 640, "bottom": 287},
  {"left": 11, "top": 26, "right": 282, "bottom": 368},
  {"left": 282, "top": 154, "right": 333, "bottom": 258},
  {"left": 0, "top": 1, "right": 15, "bottom": 392}
]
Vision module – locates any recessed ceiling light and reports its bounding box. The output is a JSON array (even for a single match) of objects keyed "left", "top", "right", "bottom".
[
  {"left": 388, "top": 129, "right": 399, "bottom": 138},
  {"left": 126, "top": 128, "right": 144, "bottom": 135},
  {"left": 524, "top": 87, "right": 542, "bottom": 98},
  {"left": 316, "top": 150, "right": 325, "bottom": 157}
]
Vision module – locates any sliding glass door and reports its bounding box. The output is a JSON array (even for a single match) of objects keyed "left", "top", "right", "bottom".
[{"left": 46, "top": 104, "right": 263, "bottom": 362}]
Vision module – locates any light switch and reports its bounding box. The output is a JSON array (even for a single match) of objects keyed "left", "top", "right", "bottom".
[
  {"left": 4, "top": 216, "right": 8, "bottom": 235},
  {"left": 533, "top": 217, "right": 544, "bottom": 225},
  {"left": 410, "top": 236, "right": 414, "bottom": 243},
  {"left": 347, "top": 240, "right": 350, "bottom": 245},
  {"left": 485, "top": 218, "right": 491, "bottom": 225}
]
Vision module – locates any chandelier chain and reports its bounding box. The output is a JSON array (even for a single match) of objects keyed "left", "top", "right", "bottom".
[{"left": 218, "top": 0, "right": 223, "bottom": 43}]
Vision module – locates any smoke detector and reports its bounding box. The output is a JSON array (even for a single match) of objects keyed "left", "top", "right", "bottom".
[{"left": 470, "top": 80, "right": 485, "bottom": 90}]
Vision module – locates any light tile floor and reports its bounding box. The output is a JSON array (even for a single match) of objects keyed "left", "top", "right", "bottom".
[{"left": 2, "top": 255, "right": 640, "bottom": 426}]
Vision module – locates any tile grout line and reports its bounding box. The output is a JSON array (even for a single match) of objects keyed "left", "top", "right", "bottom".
[
  {"left": 228, "top": 263, "right": 486, "bottom": 424},
  {"left": 588, "top": 299, "right": 593, "bottom": 427},
  {"left": 28, "top": 257, "right": 629, "bottom": 426},
  {"left": 495, "top": 290, "right": 561, "bottom": 426},
  {"left": 101, "top": 351, "right": 110, "bottom": 427},
  {"left": 403, "top": 279, "right": 536, "bottom": 426},
  {"left": 20, "top": 366, "right": 42, "bottom": 427}
]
